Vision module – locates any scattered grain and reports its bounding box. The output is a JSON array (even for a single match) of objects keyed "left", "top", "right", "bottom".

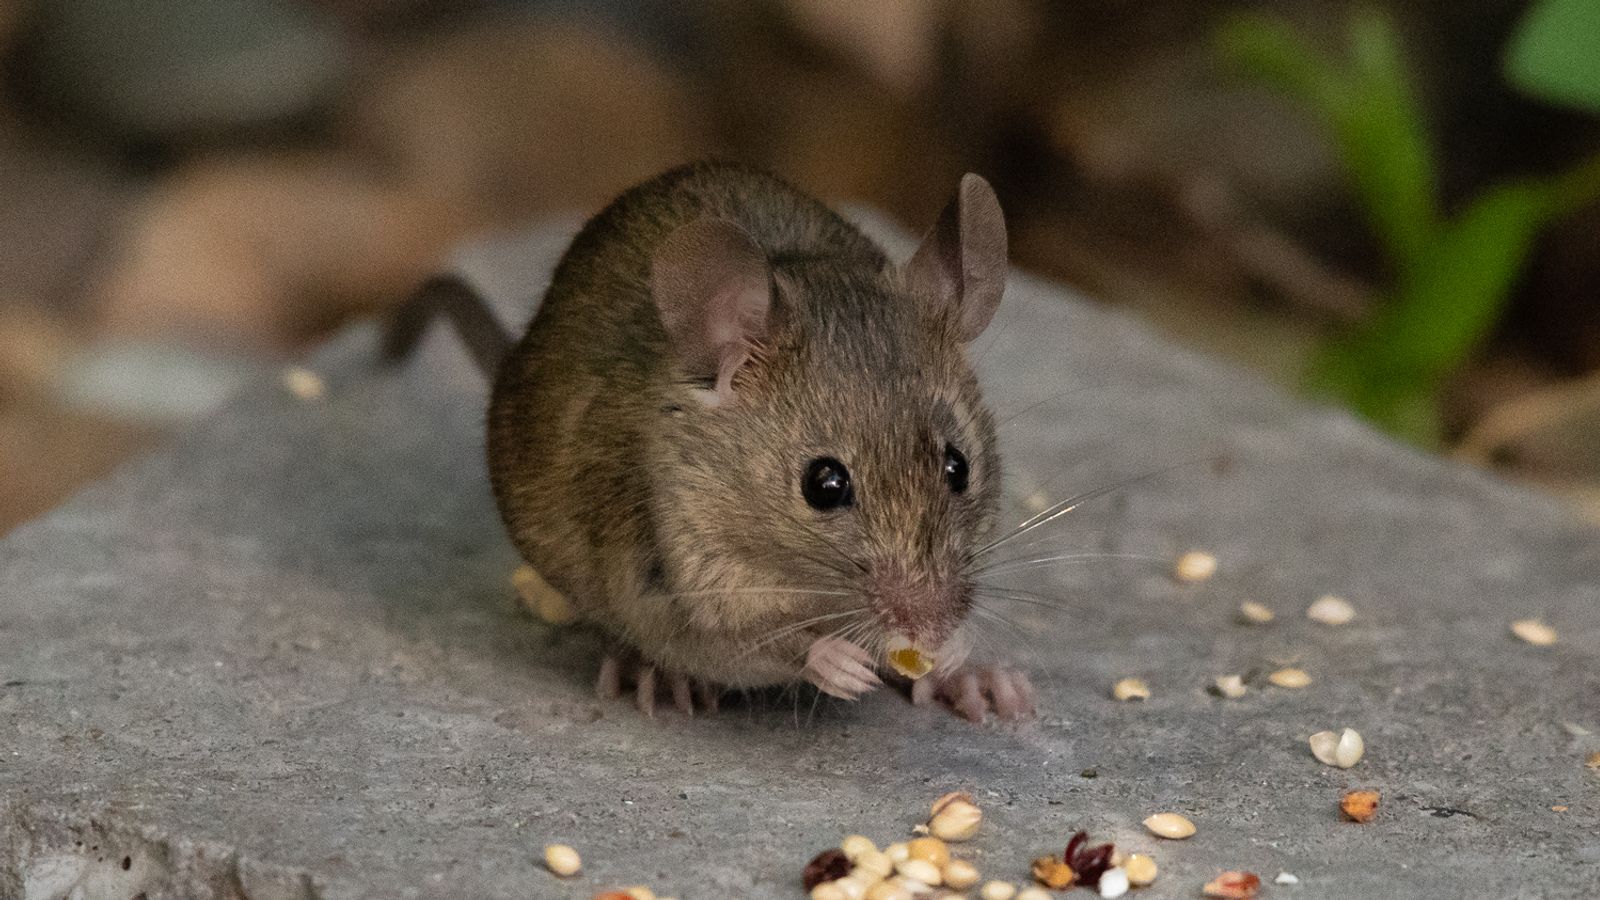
[
  {"left": 1098, "top": 866, "right": 1130, "bottom": 898},
  {"left": 1123, "top": 854, "right": 1157, "bottom": 886},
  {"left": 1016, "top": 888, "right": 1051, "bottom": 900},
  {"left": 928, "top": 795, "right": 982, "bottom": 841},
  {"left": 854, "top": 850, "right": 894, "bottom": 881},
  {"left": 841, "top": 835, "right": 877, "bottom": 860},
  {"left": 1306, "top": 595, "right": 1354, "bottom": 625},
  {"left": 1585, "top": 751, "right": 1600, "bottom": 769},
  {"left": 1031, "top": 856, "right": 1075, "bottom": 889},
  {"left": 1112, "top": 677, "right": 1151, "bottom": 701},
  {"left": 1142, "top": 813, "right": 1196, "bottom": 839},
  {"left": 943, "top": 860, "right": 980, "bottom": 890},
  {"left": 623, "top": 889, "right": 656, "bottom": 900},
  {"left": 1274, "top": 872, "right": 1300, "bottom": 885},
  {"left": 1174, "top": 550, "right": 1218, "bottom": 583},
  {"left": 812, "top": 884, "right": 849, "bottom": 900},
  {"left": 1213, "top": 675, "right": 1247, "bottom": 699},
  {"left": 1203, "top": 871, "right": 1261, "bottom": 898},
  {"left": 980, "top": 881, "right": 1018, "bottom": 900},
  {"left": 543, "top": 844, "right": 581, "bottom": 877},
  {"left": 1238, "top": 601, "right": 1274, "bottom": 624},
  {"left": 886, "top": 842, "right": 911, "bottom": 863},
  {"left": 865, "top": 882, "right": 913, "bottom": 900},
  {"left": 1309, "top": 727, "right": 1365, "bottom": 768},
  {"left": 906, "top": 838, "right": 950, "bottom": 868},
  {"left": 1511, "top": 619, "right": 1557, "bottom": 646},
  {"left": 1269, "top": 667, "right": 1312, "bottom": 689},
  {"left": 896, "top": 858, "right": 942, "bottom": 887},
  {"left": 1341, "top": 789, "right": 1380, "bottom": 823}
]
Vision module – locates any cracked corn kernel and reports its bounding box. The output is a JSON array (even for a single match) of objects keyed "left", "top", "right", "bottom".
[
  {"left": 1112, "top": 677, "right": 1151, "bottom": 701},
  {"left": 1142, "top": 813, "right": 1196, "bottom": 839},
  {"left": 943, "top": 860, "right": 981, "bottom": 890},
  {"left": 1238, "top": 601, "right": 1274, "bottom": 624},
  {"left": 1174, "top": 550, "right": 1218, "bottom": 583},
  {"left": 1309, "top": 727, "right": 1365, "bottom": 768},
  {"left": 1306, "top": 595, "right": 1354, "bottom": 625},
  {"left": 1123, "top": 854, "right": 1157, "bottom": 886},
  {"left": 1341, "top": 789, "right": 1380, "bottom": 823},
  {"left": 1268, "top": 667, "right": 1311, "bottom": 689},
  {"left": 1511, "top": 619, "right": 1557, "bottom": 646},
  {"left": 1031, "top": 856, "right": 1075, "bottom": 889},
  {"left": 980, "top": 882, "right": 1017, "bottom": 900},
  {"left": 906, "top": 838, "right": 950, "bottom": 868},
  {"left": 887, "top": 635, "right": 935, "bottom": 678},
  {"left": 1202, "top": 871, "right": 1261, "bottom": 898},
  {"left": 543, "top": 844, "right": 581, "bottom": 877}
]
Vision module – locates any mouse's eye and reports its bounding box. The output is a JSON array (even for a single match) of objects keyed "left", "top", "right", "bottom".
[
  {"left": 943, "top": 444, "right": 969, "bottom": 493},
  {"left": 802, "top": 457, "right": 854, "bottom": 510}
]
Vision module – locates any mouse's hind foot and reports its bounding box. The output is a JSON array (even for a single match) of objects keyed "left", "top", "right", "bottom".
[
  {"left": 908, "top": 664, "right": 1037, "bottom": 723},
  {"left": 596, "top": 652, "right": 724, "bottom": 717}
]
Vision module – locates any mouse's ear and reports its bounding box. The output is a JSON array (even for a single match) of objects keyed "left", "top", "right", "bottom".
[
  {"left": 903, "top": 173, "right": 1007, "bottom": 341},
  {"left": 651, "top": 218, "right": 773, "bottom": 404}
]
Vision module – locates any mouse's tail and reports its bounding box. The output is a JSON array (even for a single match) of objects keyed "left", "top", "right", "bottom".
[{"left": 381, "top": 274, "right": 514, "bottom": 380}]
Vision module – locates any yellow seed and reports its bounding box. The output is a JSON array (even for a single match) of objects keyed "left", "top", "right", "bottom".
[
  {"left": 887, "top": 635, "right": 935, "bottom": 678},
  {"left": 928, "top": 799, "right": 982, "bottom": 841},
  {"left": 864, "top": 882, "right": 913, "bottom": 900},
  {"left": 1585, "top": 751, "right": 1600, "bottom": 769},
  {"left": 830, "top": 879, "right": 869, "bottom": 900},
  {"left": 841, "top": 835, "right": 877, "bottom": 860},
  {"left": 1238, "top": 601, "right": 1274, "bottom": 624},
  {"left": 1213, "top": 674, "right": 1247, "bottom": 699},
  {"left": 1123, "top": 854, "right": 1158, "bottom": 886},
  {"left": 885, "top": 842, "right": 910, "bottom": 863},
  {"left": 854, "top": 850, "right": 894, "bottom": 881},
  {"left": 1142, "top": 812, "right": 1196, "bottom": 839},
  {"left": 1269, "top": 667, "right": 1311, "bottom": 689},
  {"left": 542, "top": 843, "right": 581, "bottom": 877},
  {"left": 980, "top": 882, "right": 1017, "bottom": 900},
  {"left": 1174, "top": 550, "right": 1218, "bottom": 583},
  {"left": 1016, "top": 888, "right": 1052, "bottom": 900},
  {"left": 906, "top": 837, "right": 950, "bottom": 868},
  {"left": 943, "top": 860, "right": 981, "bottom": 890},
  {"left": 1511, "top": 619, "right": 1557, "bottom": 646},
  {"left": 812, "top": 884, "right": 849, "bottom": 900},
  {"left": 1112, "top": 677, "right": 1151, "bottom": 701},
  {"left": 896, "top": 858, "right": 942, "bottom": 886},
  {"left": 1306, "top": 594, "right": 1354, "bottom": 625},
  {"left": 1031, "top": 856, "right": 1074, "bottom": 889}
]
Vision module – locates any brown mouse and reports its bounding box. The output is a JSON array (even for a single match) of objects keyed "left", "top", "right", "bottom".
[{"left": 386, "top": 161, "right": 1033, "bottom": 722}]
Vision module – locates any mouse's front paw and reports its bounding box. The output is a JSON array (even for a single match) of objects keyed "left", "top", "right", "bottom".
[
  {"left": 596, "top": 652, "right": 723, "bottom": 717},
  {"left": 803, "top": 636, "right": 883, "bottom": 700},
  {"left": 910, "top": 664, "right": 1036, "bottom": 723}
]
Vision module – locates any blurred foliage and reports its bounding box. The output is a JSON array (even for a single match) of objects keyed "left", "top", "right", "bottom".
[{"left": 1217, "top": 5, "right": 1600, "bottom": 446}]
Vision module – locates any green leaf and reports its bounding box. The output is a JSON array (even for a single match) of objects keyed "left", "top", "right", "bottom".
[{"left": 1505, "top": 0, "right": 1600, "bottom": 113}]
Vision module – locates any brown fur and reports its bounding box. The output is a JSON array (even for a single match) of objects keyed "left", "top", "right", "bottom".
[{"left": 488, "top": 162, "right": 1001, "bottom": 689}]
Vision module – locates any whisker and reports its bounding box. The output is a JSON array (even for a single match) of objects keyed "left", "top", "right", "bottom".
[{"left": 974, "top": 552, "right": 1164, "bottom": 578}]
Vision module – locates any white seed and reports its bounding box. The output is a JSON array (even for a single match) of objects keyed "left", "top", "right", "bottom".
[
  {"left": 864, "top": 882, "right": 913, "bottom": 900},
  {"left": 896, "top": 858, "right": 942, "bottom": 886},
  {"left": 1112, "top": 677, "right": 1151, "bottom": 701},
  {"left": 854, "top": 850, "right": 894, "bottom": 881},
  {"left": 928, "top": 800, "right": 982, "bottom": 841},
  {"left": 1174, "top": 550, "right": 1218, "bottom": 583},
  {"left": 1142, "top": 812, "right": 1196, "bottom": 839},
  {"left": 892, "top": 876, "right": 934, "bottom": 896},
  {"left": 832, "top": 878, "right": 869, "bottom": 900},
  {"left": 1562, "top": 721, "right": 1592, "bottom": 736},
  {"left": 980, "top": 882, "right": 1018, "bottom": 900},
  {"left": 1269, "top": 667, "right": 1312, "bottom": 689},
  {"left": 1238, "top": 601, "right": 1275, "bottom": 624},
  {"left": 1016, "top": 888, "right": 1052, "bottom": 900},
  {"left": 942, "top": 859, "right": 981, "bottom": 890},
  {"left": 1306, "top": 594, "right": 1354, "bottom": 625},
  {"left": 1213, "top": 674, "right": 1247, "bottom": 699},
  {"left": 841, "top": 834, "right": 877, "bottom": 860},
  {"left": 1123, "top": 854, "right": 1157, "bottom": 886},
  {"left": 1098, "top": 867, "right": 1130, "bottom": 898},
  {"left": 886, "top": 842, "right": 911, "bottom": 863},
  {"left": 1309, "top": 727, "right": 1365, "bottom": 768},
  {"left": 812, "top": 884, "right": 849, "bottom": 900},
  {"left": 542, "top": 844, "right": 581, "bottom": 877},
  {"left": 282, "top": 366, "right": 326, "bottom": 401},
  {"left": 1275, "top": 872, "right": 1300, "bottom": 885},
  {"left": 1511, "top": 619, "right": 1557, "bottom": 646}
]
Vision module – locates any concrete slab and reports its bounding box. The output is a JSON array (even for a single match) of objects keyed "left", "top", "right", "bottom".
[{"left": 2, "top": 213, "right": 1597, "bottom": 899}]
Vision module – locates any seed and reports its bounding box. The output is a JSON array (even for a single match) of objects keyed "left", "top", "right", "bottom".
[
  {"left": 1268, "top": 667, "right": 1311, "bottom": 689},
  {"left": 1202, "top": 871, "right": 1261, "bottom": 898},
  {"left": 1142, "top": 812, "right": 1196, "bottom": 839},
  {"left": 1340, "top": 788, "right": 1380, "bottom": 822},
  {"left": 943, "top": 860, "right": 980, "bottom": 890},
  {"left": 812, "top": 885, "right": 849, "bottom": 900},
  {"left": 854, "top": 850, "right": 894, "bottom": 881},
  {"left": 1016, "top": 888, "right": 1052, "bottom": 900},
  {"left": 624, "top": 889, "right": 656, "bottom": 900},
  {"left": 928, "top": 798, "right": 982, "bottom": 841},
  {"left": 1031, "top": 856, "right": 1075, "bottom": 889},
  {"left": 980, "top": 882, "right": 1017, "bottom": 900},
  {"left": 595, "top": 893, "right": 633, "bottom": 900},
  {"left": 1112, "top": 677, "right": 1151, "bottom": 701},
  {"left": 1213, "top": 675, "right": 1246, "bottom": 699},
  {"left": 865, "top": 882, "right": 913, "bottom": 900},
  {"left": 896, "top": 858, "right": 942, "bottom": 886},
  {"left": 1123, "top": 854, "right": 1157, "bottom": 886},
  {"left": 840, "top": 835, "right": 876, "bottom": 860},
  {"left": 1174, "top": 550, "right": 1218, "bottom": 583},
  {"left": 1309, "top": 727, "right": 1365, "bottom": 768},
  {"left": 1511, "top": 619, "right": 1557, "bottom": 646},
  {"left": 513, "top": 565, "right": 578, "bottom": 625},
  {"left": 830, "top": 879, "right": 869, "bottom": 900},
  {"left": 885, "top": 843, "right": 910, "bottom": 863},
  {"left": 1238, "top": 601, "right": 1274, "bottom": 624},
  {"left": 906, "top": 838, "right": 950, "bottom": 868},
  {"left": 1587, "top": 752, "right": 1600, "bottom": 769},
  {"left": 1306, "top": 595, "right": 1354, "bottom": 625},
  {"left": 543, "top": 844, "right": 581, "bottom": 877},
  {"left": 1098, "top": 867, "right": 1130, "bottom": 898},
  {"left": 887, "top": 635, "right": 936, "bottom": 679},
  {"left": 1274, "top": 872, "right": 1300, "bottom": 885},
  {"left": 282, "top": 366, "right": 326, "bottom": 401}
]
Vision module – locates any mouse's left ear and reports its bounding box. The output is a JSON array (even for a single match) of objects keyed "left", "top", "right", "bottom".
[
  {"left": 903, "top": 173, "right": 1007, "bottom": 341},
  {"left": 651, "top": 217, "right": 774, "bottom": 405}
]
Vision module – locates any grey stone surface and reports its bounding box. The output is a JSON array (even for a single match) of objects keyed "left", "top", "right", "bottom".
[{"left": 2, "top": 213, "right": 1598, "bottom": 899}]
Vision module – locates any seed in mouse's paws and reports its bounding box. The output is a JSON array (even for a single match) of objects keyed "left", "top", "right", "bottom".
[{"left": 886, "top": 635, "right": 935, "bottom": 679}]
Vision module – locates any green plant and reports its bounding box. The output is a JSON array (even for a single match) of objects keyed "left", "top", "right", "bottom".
[{"left": 1216, "top": 4, "right": 1600, "bottom": 446}]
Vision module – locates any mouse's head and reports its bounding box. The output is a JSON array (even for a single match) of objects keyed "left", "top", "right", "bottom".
[{"left": 648, "top": 175, "right": 1007, "bottom": 684}]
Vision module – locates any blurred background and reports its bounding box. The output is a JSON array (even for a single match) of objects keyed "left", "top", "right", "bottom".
[{"left": 0, "top": 0, "right": 1597, "bottom": 533}]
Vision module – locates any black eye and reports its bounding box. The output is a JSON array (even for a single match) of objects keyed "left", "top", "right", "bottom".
[
  {"left": 802, "top": 457, "right": 854, "bottom": 510},
  {"left": 943, "top": 444, "right": 969, "bottom": 493}
]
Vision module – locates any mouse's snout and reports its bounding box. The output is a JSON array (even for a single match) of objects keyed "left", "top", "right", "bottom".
[{"left": 868, "top": 562, "right": 969, "bottom": 655}]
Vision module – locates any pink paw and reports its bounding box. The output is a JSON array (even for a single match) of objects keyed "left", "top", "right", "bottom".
[
  {"left": 595, "top": 652, "right": 723, "bottom": 717},
  {"left": 910, "top": 665, "right": 1037, "bottom": 723},
  {"left": 803, "top": 636, "right": 883, "bottom": 700}
]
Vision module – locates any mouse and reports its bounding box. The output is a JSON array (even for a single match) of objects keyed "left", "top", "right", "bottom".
[{"left": 384, "top": 161, "right": 1034, "bottom": 722}]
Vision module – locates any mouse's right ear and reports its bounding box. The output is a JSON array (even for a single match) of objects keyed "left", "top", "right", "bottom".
[
  {"left": 651, "top": 218, "right": 773, "bottom": 406},
  {"left": 903, "top": 173, "right": 1007, "bottom": 342}
]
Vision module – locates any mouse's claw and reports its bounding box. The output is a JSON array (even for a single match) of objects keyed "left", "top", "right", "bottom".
[
  {"left": 803, "top": 636, "right": 883, "bottom": 700},
  {"left": 596, "top": 651, "right": 724, "bottom": 717},
  {"left": 910, "top": 664, "right": 1036, "bottom": 723}
]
